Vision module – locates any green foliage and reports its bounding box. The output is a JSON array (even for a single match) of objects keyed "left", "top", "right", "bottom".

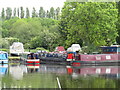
[
  {"left": 1, "top": 17, "right": 60, "bottom": 51},
  {"left": 116, "top": 1, "right": 120, "bottom": 44},
  {"left": 1, "top": 8, "right": 5, "bottom": 20},
  {"left": 36, "top": 47, "right": 49, "bottom": 52},
  {"left": 6, "top": 7, "right": 12, "bottom": 20},
  {"left": 5, "top": 37, "right": 19, "bottom": 46},
  {"left": 32, "top": 7, "right": 38, "bottom": 18},
  {"left": 0, "top": 38, "right": 9, "bottom": 48},
  {"left": 59, "top": 2, "right": 118, "bottom": 52},
  {"left": 17, "top": 8, "right": 19, "bottom": 18},
  {"left": 50, "top": 7, "right": 55, "bottom": 19},
  {"left": 20, "top": 7, "right": 24, "bottom": 18},
  {"left": 26, "top": 8, "right": 30, "bottom": 18},
  {"left": 55, "top": 7, "right": 60, "bottom": 20},
  {"left": 0, "top": 49, "right": 9, "bottom": 52},
  {"left": 13, "top": 8, "right": 16, "bottom": 17},
  {"left": 39, "top": 7, "right": 45, "bottom": 18}
]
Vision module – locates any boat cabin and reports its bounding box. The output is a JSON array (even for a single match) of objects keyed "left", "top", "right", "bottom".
[
  {"left": 0, "top": 51, "right": 8, "bottom": 64},
  {"left": 101, "top": 45, "right": 120, "bottom": 54}
]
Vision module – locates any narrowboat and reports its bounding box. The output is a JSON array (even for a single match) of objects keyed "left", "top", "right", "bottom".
[
  {"left": 20, "top": 52, "right": 40, "bottom": 64},
  {"left": 38, "top": 52, "right": 67, "bottom": 64},
  {"left": 0, "top": 51, "right": 8, "bottom": 64},
  {"left": 71, "top": 45, "right": 120, "bottom": 65}
]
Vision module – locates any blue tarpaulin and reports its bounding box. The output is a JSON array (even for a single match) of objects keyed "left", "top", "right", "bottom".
[{"left": 0, "top": 53, "right": 8, "bottom": 60}]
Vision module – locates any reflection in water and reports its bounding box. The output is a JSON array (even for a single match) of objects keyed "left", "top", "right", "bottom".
[
  {"left": 1, "top": 64, "right": 119, "bottom": 88},
  {"left": 26, "top": 64, "right": 40, "bottom": 73},
  {"left": 10, "top": 65, "right": 27, "bottom": 80},
  {"left": 0, "top": 64, "right": 8, "bottom": 75},
  {"left": 67, "top": 66, "right": 120, "bottom": 79}
]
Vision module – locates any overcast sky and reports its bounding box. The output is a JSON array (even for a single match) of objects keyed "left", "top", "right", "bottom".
[{"left": 0, "top": 0, "right": 66, "bottom": 12}]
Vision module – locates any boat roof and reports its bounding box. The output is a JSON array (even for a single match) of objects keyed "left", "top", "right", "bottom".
[
  {"left": 55, "top": 46, "right": 65, "bottom": 51},
  {"left": 0, "top": 51, "right": 8, "bottom": 54},
  {"left": 101, "top": 45, "right": 120, "bottom": 48}
]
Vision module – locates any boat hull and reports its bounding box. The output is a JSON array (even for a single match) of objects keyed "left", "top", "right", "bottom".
[
  {"left": 26, "top": 59, "right": 40, "bottom": 64},
  {"left": 40, "top": 57, "right": 66, "bottom": 64},
  {"left": 72, "top": 54, "right": 120, "bottom": 66}
]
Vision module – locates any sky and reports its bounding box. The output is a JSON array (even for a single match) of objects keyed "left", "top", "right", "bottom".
[{"left": 0, "top": 0, "right": 66, "bottom": 13}]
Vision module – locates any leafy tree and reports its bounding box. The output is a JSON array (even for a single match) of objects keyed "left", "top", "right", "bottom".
[
  {"left": 55, "top": 7, "right": 60, "bottom": 20},
  {"left": 17, "top": 8, "right": 19, "bottom": 18},
  {"left": 20, "top": 7, "right": 24, "bottom": 18},
  {"left": 32, "top": 7, "right": 38, "bottom": 18},
  {"left": 13, "top": 8, "right": 16, "bottom": 17},
  {"left": 26, "top": 7, "right": 30, "bottom": 18},
  {"left": 46, "top": 10, "right": 50, "bottom": 18},
  {"left": 39, "top": 7, "right": 45, "bottom": 18},
  {"left": 59, "top": 2, "right": 118, "bottom": 52},
  {"left": 6, "top": 7, "right": 12, "bottom": 20},
  {"left": 116, "top": 1, "right": 120, "bottom": 44},
  {"left": 30, "top": 29, "right": 60, "bottom": 51},
  {"left": 50, "top": 7, "right": 55, "bottom": 19},
  {"left": 2, "top": 17, "right": 19, "bottom": 37},
  {"left": 1, "top": 8, "right": 5, "bottom": 20},
  {"left": 9, "top": 18, "right": 43, "bottom": 44}
]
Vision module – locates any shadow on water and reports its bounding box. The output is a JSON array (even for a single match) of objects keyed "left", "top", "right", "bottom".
[{"left": 0, "top": 63, "right": 119, "bottom": 88}]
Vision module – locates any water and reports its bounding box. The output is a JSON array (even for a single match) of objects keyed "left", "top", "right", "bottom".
[{"left": 0, "top": 63, "right": 119, "bottom": 89}]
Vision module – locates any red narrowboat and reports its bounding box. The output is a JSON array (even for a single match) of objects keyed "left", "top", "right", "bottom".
[
  {"left": 21, "top": 52, "right": 40, "bottom": 64},
  {"left": 72, "top": 45, "right": 120, "bottom": 65}
]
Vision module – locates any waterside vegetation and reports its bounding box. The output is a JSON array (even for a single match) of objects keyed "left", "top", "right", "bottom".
[{"left": 0, "top": 2, "right": 120, "bottom": 53}]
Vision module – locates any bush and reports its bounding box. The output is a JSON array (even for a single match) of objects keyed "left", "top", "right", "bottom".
[
  {"left": 36, "top": 47, "right": 49, "bottom": 52},
  {"left": 0, "top": 49, "right": 9, "bottom": 52}
]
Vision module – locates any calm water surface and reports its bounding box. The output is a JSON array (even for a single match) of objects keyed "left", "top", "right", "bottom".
[{"left": 0, "top": 63, "right": 119, "bottom": 89}]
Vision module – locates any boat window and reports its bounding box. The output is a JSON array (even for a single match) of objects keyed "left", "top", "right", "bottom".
[{"left": 103, "top": 48, "right": 117, "bottom": 52}]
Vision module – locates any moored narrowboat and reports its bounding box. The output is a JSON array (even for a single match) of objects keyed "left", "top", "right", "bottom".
[
  {"left": 20, "top": 52, "right": 40, "bottom": 64},
  {"left": 71, "top": 45, "right": 120, "bottom": 65}
]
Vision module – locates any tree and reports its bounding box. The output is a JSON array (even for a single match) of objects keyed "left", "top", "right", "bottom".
[
  {"left": 13, "top": 8, "right": 16, "bottom": 17},
  {"left": 32, "top": 7, "right": 38, "bottom": 18},
  {"left": 20, "top": 7, "right": 24, "bottom": 18},
  {"left": 17, "top": 8, "right": 19, "bottom": 18},
  {"left": 1, "top": 8, "right": 5, "bottom": 20},
  {"left": 26, "top": 7, "right": 30, "bottom": 18},
  {"left": 116, "top": 1, "right": 120, "bottom": 44},
  {"left": 55, "top": 7, "right": 60, "bottom": 20},
  {"left": 50, "top": 7, "right": 55, "bottom": 19},
  {"left": 46, "top": 10, "right": 50, "bottom": 18},
  {"left": 59, "top": 2, "right": 118, "bottom": 52},
  {"left": 2, "top": 17, "right": 19, "bottom": 37},
  {"left": 39, "top": 7, "right": 45, "bottom": 18},
  {"left": 6, "top": 7, "right": 12, "bottom": 20},
  {"left": 30, "top": 29, "right": 60, "bottom": 50},
  {"left": 9, "top": 18, "right": 43, "bottom": 44}
]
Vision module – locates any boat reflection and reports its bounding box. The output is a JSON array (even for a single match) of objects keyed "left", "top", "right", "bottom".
[
  {"left": 1, "top": 64, "right": 119, "bottom": 88},
  {"left": 8, "top": 64, "right": 120, "bottom": 80},
  {"left": 66, "top": 66, "right": 120, "bottom": 79},
  {"left": 39, "top": 65, "right": 67, "bottom": 74},
  {"left": 9, "top": 65, "right": 27, "bottom": 80},
  {"left": 26, "top": 64, "right": 40, "bottom": 73},
  {"left": 0, "top": 64, "right": 8, "bottom": 75}
]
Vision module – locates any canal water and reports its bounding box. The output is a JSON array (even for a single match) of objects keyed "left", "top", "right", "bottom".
[{"left": 0, "top": 63, "right": 119, "bottom": 89}]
